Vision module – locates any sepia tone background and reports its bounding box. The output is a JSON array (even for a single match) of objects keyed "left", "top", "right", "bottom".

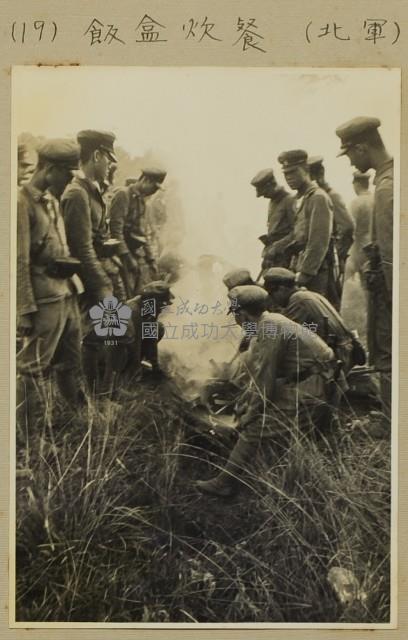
[{"left": 0, "top": 0, "right": 406, "bottom": 638}]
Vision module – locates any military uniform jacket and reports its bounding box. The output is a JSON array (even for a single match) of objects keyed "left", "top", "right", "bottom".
[
  {"left": 286, "top": 289, "right": 350, "bottom": 344},
  {"left": 17, "top": 184, "right": 72, "bottom": 317},
  {"left": 373, "top": 159, "right": 393, "bottom": 297},
  {"left": 109, "top": 186, "right": 155, "bottom": 262},
  {"left": 350, "top": 192, "right": 373, "bottom": 271},
  {"left": 263, "top": 189, "right": 296, "bottom": 253},
  {"left": 239, "top": 312, "right": 334, "bottom": 425},
  {"left": 291, "top": 183, "right": 334, "bottom": 277},
  {"left": 327, "top": 188, "right": 355, "bottom": 238},
  {"left": 61, "top": 175, "right": 113, "bottom": 299}
]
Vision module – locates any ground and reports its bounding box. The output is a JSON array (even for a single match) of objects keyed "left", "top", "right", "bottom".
[{"left": 15, "top": 372, "right": 391, "bottom": 624}]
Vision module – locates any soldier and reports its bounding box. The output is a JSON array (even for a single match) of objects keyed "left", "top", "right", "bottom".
[
  {"left": 17, "top": 139, "right": 84, "bottom": 427},
  {"left": 17, "top": 143, "right": 34, "bottom": 186},
  {"left": 336, "top": 116, "right": 393, "bottom": 434},
  {"left": 307, "top": 155, "right": 355, "bottom": 300},
  {"left": 109, "top": 168, "right": 167, "bottom": 297},
  {"left": 250, "top": 168, "right": 296, "bottom": 271},
  {"left": 196, "top": 286, "right": 337, "bottom": 497},
  {"left": 263, "top": 267, "right": 365, "bottom": 375},
  {"left": 126, "top": 280, "right": 174, "bottom": 377},
  {"left": 61, "top": 130, "right": 127, "bottom": 395},
  {"left": 278, "top": 150, "right": 338, "bottom": 307},
  {"left": 348, "top": 170, "right": 374, "bottom": 287},
  {"left": 222, "top": 268, "right": 255, "bottom": 290}
]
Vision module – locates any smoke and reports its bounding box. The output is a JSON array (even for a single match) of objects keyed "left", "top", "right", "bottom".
[{"left": 158, "top": 256, "right": 241, "bottom": 389}]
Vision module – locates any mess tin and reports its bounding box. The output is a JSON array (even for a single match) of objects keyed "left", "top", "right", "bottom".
[{"left": 101, "top": 238, "right": 121, "bottom": 258}]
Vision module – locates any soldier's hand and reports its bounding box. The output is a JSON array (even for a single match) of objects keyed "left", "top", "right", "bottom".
[{"left": 18, "top": 314, "right": 34, "bottom": 337}]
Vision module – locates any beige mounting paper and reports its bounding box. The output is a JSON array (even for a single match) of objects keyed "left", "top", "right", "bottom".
[{"left": 1, "top": 1, "right": 407, "bottom": 638}]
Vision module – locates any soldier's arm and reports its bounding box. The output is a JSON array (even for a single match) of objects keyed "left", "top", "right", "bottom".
[
  {"left": 375, "top": 183, "right": 393, "bottom": 296},
  {"left": 300, "top": 192, "right": 333, "bottom": 277},
  {"left": 109, "top": 188, "right": 130, "bottom": 256},
  {"left": 143, "top": 219, "right": 158, "bottom": 266},
  {"left": 239, "top": 329, "right": 283, "bottom": 426},
  {"left": 267, "top": 197, "right": 296, "bottom": 254},
  {"left": 17, "top": 192, "right": 37, "bottom": 319},
  {"left": 61, "top": 188, "right": 112, "bottom": 300}
]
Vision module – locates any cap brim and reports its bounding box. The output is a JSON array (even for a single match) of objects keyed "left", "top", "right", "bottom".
[
  {"left": 107, "top": 150, "right": 117, "bottom": 163},
  {"left": 336, "top": 149, "right": 348, "bottom": 157}
]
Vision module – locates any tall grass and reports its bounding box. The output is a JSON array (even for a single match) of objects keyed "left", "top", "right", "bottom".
[{"left": 15, "top": 377, "right": 391, "bottom": 623}]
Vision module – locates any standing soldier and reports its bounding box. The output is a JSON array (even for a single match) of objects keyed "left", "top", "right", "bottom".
[
  {"left": 17, "top": 139, "right": 84, "bottom": 427},
  {"left": 336, "top": 117, "right": 393, "bottom": 434},
  {"left": 278, "top": 150, "right": 337, "bottom": 306},
  {"left": 250, "top": 168, "right": 296, "bottom": 272},
  {"left": 61, "top": 130, "right": 127, "bottom": 394},
  {"left": 109, "top": 168, "right": 167, "bottom": 297},
  {"left": 348, "top": 170, "right": 374, "bottom": 287},
  {"left": 307, "top": 156, "right": 355, "bottom": 301}
]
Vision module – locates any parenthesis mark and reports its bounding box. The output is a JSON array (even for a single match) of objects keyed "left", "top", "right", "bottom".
[
  {"left": 305, "top": 21, "right": 312, "bottom": 44},
  {"left": 392, "top": 22, "right": 400, "bottom": 45},
  {"left": 52, "top": 21, "right": 57, "bottom": 42},
  {"left": 11, "top": 22, "right": 16, "bottom": 42}
]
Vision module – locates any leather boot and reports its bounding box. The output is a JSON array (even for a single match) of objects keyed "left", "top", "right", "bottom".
[
  {"left": 56, "top": 370, "right": 87, "bottom": 409},
  {"left": 196, "top": 434, "right": 256, "bottom": 498}
]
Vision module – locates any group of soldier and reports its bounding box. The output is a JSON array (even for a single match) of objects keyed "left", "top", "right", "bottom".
[
  {"left": 16, "top": 116, "right": 393, "bottom": 499},
  {"left": 196, "top": 116, "right": 393, "bottom": 497},
  {"left": 17, "top": 130, "right": 172, "bottom": 428}
]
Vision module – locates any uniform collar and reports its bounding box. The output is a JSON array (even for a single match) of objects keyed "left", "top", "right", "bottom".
[
  {"left": 271, "top": 187, "right": 289, "bottom": 203},
  {"left": 75, "top": 171, "right": 102, "bottom": 195},
  {"left": 374, "top": 158, "right": 393, "bottom": 185}
]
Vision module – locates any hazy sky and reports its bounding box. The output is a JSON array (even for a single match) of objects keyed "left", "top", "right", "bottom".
[{"left": 13, "top": 66, "right": 400, "bottom": 275}]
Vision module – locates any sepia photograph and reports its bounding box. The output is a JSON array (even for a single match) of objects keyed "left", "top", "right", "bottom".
[{"left": 11, "top": 65, "right": 399, "bottom": 627}]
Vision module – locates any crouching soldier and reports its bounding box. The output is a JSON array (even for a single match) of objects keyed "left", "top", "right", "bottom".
[
  {"left": 17, "top": 139, "right": 84, "bottom": 428},
  {"left": 196, "top": 286, "right": 337, "bottom": 497},
  {"left": 200, "top": 268, "right": 256, "bottom": 411},
  {"left": 263, "top": 267, "right": 365, "bottom": 375}
]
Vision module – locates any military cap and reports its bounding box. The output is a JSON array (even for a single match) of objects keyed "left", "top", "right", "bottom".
[
  {"left": 263, "top": 267, "right": 296, "bottom": 288},
  {"left": 278, "top": 149, "right": 308, "bottom": 170},
  {"left": 77, "top": 129, "right": 117, "bottom": 162},
  {"left": 37, "top": 138, "right": 80, "bottom": 169},
  {"left": 18, "top": 144, "right": 33, "bottom": 167},
  {"left": 223, "top": 268, "right": 254, "bottom": 290},
  {"left": 307, "top": 155, "right": 324, "bottom": 168},
  {"left": 227, "top": 285, "right": 268, "bottom": 311},
  {"left": 335, "top": 116, "right": 381, "bottom": 156},
  {"left": 125, "top": 176, "right": 139, "bottom": 186},
  {"left": 141, "top": 167, "right": 167, "bottom": 189},
  {"left": 141, "top": 280, "right": 174, "bottom": 300},
  {"left": 250, "top": 168, "right": 276, "bottom": 188},
  {"left": 352, "top": 170, "right": 370, "bottom": 182}
]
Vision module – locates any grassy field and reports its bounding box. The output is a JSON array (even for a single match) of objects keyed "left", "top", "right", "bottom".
[{"left": 15, "top": 373, "right": 391, "bottom": 624}]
